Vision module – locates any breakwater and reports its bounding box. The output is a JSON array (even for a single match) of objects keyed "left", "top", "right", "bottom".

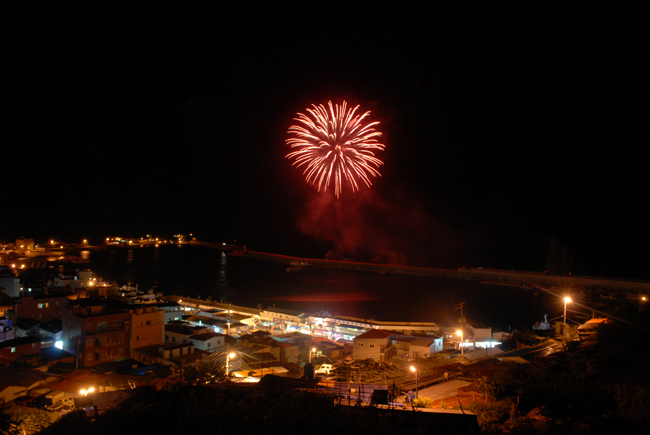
[{"left": 242, "top": 249, "right": 650, "bottom": 294}]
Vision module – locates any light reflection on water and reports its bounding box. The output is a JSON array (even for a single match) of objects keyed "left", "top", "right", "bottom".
[{"left": 90, "top": 246, "right": 561, "bottom": 331}]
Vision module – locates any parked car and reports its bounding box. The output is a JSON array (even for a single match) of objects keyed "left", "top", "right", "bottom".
[
  {"left": 315, "top": 364, "right": 334, "bottom": 375},
  {"left": 13, "top": 395, "right": 34, "bottom": 406},
  {"left": 47, "top": 401, "right": 64, "bottom": 412},
  {"left": 29, "top": 394, "right": 53, "bottom": 410}
]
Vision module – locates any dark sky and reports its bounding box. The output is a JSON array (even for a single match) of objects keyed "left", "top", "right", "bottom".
[{"left": 2, "top": 4, "right": 647, "bottom": 278}]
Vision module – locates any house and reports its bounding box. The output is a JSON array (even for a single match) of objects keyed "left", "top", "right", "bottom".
[
  {"left": 311, "top": 337, "right": 347, "bottom": 361},
  {"left": 0, "top": 288, "right": 15, "bottom": 317},
  {"left": 36, "top": 318, "right": 63, "bottom": 344},
  {"left": 0, "top": 318, "right": 13, "bottom": 342},
  {"left": 14, "top": 294, "right": 69, "bottom": 322},
  {"left": 465, "top": 323, "right": 493, "bottom": 344},
  {"left": 352, "top": 329, "right": 393, "bottom": 361},
  {"left": 13, "top": 318, "right": 42, "bottom": 338},
  {"left": 134, "top": 342, "right": 203, "bottom": 367},
  {"left": 165, "top": 322, "right": 209, "bottom": 345},
  {"left": 189, "top": 332, "right": 227, "bottom": 352},
  {"left": 408, "top": 337, "right": 443, "bottom": 359},
  {"left": 578, "top": 318, "right": 610, "bottom": 341},
  {"left": 0, "top": 277, "right": 20, "bottom": 297},
  {"left": 0, "top": 336, "right": 41, "bottom": 366},
  {"left": 61, "top": 300, "right": 130, "bottom": 367},
  {"left": 127, "top": 305, "right": 165, "bottom": 358}
]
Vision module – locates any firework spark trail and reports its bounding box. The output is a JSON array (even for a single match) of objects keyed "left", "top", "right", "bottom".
[{"left": 286, "top": 101, "right": 385, "bottom": 198}]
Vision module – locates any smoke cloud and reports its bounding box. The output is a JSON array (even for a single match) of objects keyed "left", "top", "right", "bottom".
[{"left": 296, "top": 187, "right": 466, "bottom": 268}]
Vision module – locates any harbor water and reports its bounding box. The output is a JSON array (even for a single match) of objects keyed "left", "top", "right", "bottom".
[{"left": 88, "top": 245, "right": 567, "bottom": 332}]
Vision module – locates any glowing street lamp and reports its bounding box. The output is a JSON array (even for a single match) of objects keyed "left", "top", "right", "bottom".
[
  {"left": 309, "top": 347, "right": 317, "bottom": 364},
  {"left": 80, "top": 387, "right": 94, "bottom": 396},
  {"left": 456, "top": 330, "right": 464, "bottom": 361},
  {"left": 410, "top": 365, "right": 420, "bottom": 399},
  {"left": 563, "top": 297, "right": 572, "bottom": 326},
  {"left": 225, "top": 352, "right": 236, "bottom": 375}
]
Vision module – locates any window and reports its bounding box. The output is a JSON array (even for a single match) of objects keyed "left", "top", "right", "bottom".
[
  {"left": 358, "top": 342, "right": 364, "bottom": 347},
  {"left": 113, "top": 320, "right": 123, "bottom": 326},
  {"left": 97, "top": 321, "right": 108, "bottom": 330},
  {"left": 118, "top": 348, "right": 124, "bottom": 355},
  {"left": 86, "top": 353, "right": 93, "bottom": 360},
  {"left": 369, "top": 344, "right": 375, "bottom": 348},
  {"left": 85, "top": 324, "right": 92, "bottom": 330},
  {"left": 11, "top": 347, "right": 15, "bottom": 353},
  {"left": 86, "top": 339, "right": 93, "bottom": 347},
  {"left": 37, "top": 303, "right": 49, "bottom": 309},
  {"left": 118, "top": 334, "right": 124, "bottom": 342},
  {"left": 146, "top": 320, "right": 151, "bottom": 326}
]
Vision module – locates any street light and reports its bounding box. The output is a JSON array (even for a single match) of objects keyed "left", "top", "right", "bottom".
[
  {"left": 563, "top": 297, "right": 572, "bottom": 325},
  {"left": 80, "top": 387, "right": 94, "bottom": 396},
  {"left": 456, "top": 330, "right": 464, "bottom": 361},
  {"left": 309, "top": 347, "right": 317, "bottom": 364},
  {"left": 410, "top": 365, "right": 420, "bottom": 399},
  {"left": 225, "top": 352, "right": 236, "bottom": 375}
]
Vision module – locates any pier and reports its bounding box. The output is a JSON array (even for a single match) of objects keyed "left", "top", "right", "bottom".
[{"left": 240, "top": 249, "right": 650, "bottom": 294}]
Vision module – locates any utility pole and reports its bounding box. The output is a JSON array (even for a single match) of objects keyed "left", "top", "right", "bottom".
[
  {"left": 455, "top": 302, "right": 466, "bottom": 361},
  {"left": 455, "top": 302, "right": 466, "bottom": 335}
]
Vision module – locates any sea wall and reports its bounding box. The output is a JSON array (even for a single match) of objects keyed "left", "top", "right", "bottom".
[{"left": 243, "top": 250, "right": 650, "bottom": 294}]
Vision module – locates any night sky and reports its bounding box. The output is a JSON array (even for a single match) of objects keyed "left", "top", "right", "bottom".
[{"left": 2, "top": 4, "right": 647, "bottom": 278}]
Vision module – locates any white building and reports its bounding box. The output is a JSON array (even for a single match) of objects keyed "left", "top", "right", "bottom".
[
  {"left": 352, "top": 329, "right": 393, "bottom": 361},
  {"left": 189, "top": 332, "right": 226, "bottom": 352}
]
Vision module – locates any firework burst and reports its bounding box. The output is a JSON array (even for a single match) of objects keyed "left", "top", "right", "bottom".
[{"left": 286, "top": 100, "right": 385, "bottom": 198}]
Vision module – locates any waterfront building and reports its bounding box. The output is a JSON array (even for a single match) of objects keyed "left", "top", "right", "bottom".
[
  {"left": 158, "top": 300, "right": 184, "bottom": 323},
  {"left": 185, "top": 314, "right": 248, "bottom": 336},
  {"left": 260, "top": 307, "right": 307, "bottom": 334},
  {"left": 52, "top": 269, "right": 95, "bottom": 288}
]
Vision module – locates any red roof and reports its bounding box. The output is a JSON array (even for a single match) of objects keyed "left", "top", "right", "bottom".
[{"left": 355, "top": 329, "right": 393, "bottom": 340}]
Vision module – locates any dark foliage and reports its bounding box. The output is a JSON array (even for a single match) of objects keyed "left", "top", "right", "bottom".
[{"left": 38, "top": 385, "right": 479, "bottom": 435}]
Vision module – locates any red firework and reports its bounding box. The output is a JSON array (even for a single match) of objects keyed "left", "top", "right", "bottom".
[{"left": 286, "top": 100, "right": 385, "bottom": 198}]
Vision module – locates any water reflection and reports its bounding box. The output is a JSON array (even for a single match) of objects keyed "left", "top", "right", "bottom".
[{"left": 88, "top": 246, "right": 560, "bottom": 330}]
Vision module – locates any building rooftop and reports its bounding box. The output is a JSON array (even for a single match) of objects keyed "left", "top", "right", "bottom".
[
  {"left": 190, "top": 332, "right": 226, "bottom": 342},
  {"left": 355, "top": 329, "right": 394, "bottom": 340},
  {"left": 264, "top": 307, "right": 305, "bottom": 317}
]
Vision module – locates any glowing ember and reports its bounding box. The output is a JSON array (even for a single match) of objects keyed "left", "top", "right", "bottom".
[{"left": 286, "top": 101, "right": 385, "bottom": 198}]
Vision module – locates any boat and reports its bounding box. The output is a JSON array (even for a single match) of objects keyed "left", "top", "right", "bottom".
[{"left": 289, "top": 261, "right": 311, "bottom": 267}]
